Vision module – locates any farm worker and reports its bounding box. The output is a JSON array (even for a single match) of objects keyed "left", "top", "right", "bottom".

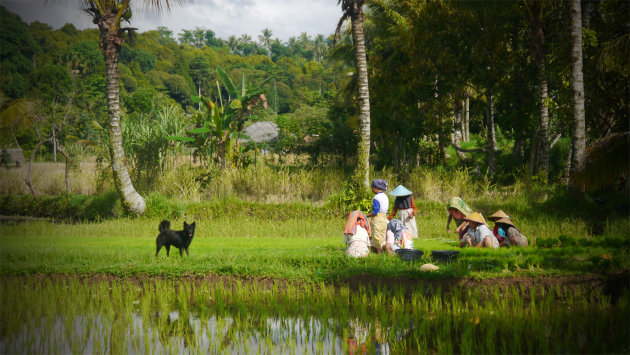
[
  {"left": 366, "top": 179, "right": 389, "bottom": 253},
  {"left": 343, "top": 210, "right": 371, "bottom": 258},
  {"left": 459, "top": 212, "right": 499, "bottom": 248},
  {"left": 446, "top": 196, "right": 474, "bottom": 240},
  {"left": 387, "top": 185, "right": 418, "bottom": 239},
  {"left": 384, "top": 219, "right": 414, "bottom": 255},
  {"left": 494, "top": 216, "right": 528, "bottom": 247},
  {"left": 488, "top": 209, "right": 510, "bottom": 246}
]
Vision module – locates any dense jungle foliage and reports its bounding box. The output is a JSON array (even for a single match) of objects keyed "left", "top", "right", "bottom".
[{"left": 0, "top": 0, "right": 627, "bottom": 188}]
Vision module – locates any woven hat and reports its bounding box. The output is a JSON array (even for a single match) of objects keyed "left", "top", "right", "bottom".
[
  {"left": 488, "top": 209, "right": 509, "bottom": 222},
  {"left": 463, "top": 212, "right": 487, "bottom": 225},
  {"left": 494, "top": 217, "right": 515, "bottom": 228},
  {"left": 389, "top": 185, "right": 412, "bottom": 196}
]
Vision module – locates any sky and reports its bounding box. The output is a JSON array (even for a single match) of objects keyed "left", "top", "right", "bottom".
[{"left": 1, "top": 0, "right": 341, "bottom": 41}]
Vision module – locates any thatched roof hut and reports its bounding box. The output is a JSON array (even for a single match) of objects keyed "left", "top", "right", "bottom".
[
  {"left": 243, "top": 121, "right": 279, "bottom": 143},
  {"left": 2, "top": 148, "right": 26, "bottom": 163}
]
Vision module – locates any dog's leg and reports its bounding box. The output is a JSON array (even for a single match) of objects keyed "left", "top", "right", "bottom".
[
  {"left": 165, "top": 245, "right": 171, "bottom": 257},
  {"left": 156, "top": 239, "right": 163, "bottom": 257},
  {"left": 179, "top": 248, "right": 183, "bottom": 257},
  {"left": 185, "top": 247, "right": 189, "bottom": 256}
]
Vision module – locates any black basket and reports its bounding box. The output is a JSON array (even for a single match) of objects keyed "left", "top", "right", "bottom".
[
  {"left": 395, "top": 249, "right": 424, "bottom": 262},
  {"left": 431, "top": 250, "right": 460, "bottom": 263}
]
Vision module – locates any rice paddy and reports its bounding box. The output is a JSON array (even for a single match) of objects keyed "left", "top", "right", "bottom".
[
  {"left": 1, "top": 208, "right": 628, "bottom": 353},
  {"left": 1, "top": 276, "right": 628, "bottom": 354}
]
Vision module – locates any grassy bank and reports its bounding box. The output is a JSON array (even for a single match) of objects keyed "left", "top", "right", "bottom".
[{"left": 1, "top": 217, "right": 628, "bottom": 280}]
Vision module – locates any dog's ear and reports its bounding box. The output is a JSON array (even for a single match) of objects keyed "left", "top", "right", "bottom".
[{"left": 184, "top": 222, "right": 188, "bottom": 228}]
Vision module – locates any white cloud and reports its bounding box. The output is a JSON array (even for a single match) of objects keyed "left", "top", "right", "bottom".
[{"left": 1, "top": 0, "right": 340, "bottom": 42}]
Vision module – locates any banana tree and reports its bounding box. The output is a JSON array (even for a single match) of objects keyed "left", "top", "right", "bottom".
[
  {"left": 169, "top": 66, "right": 271, "bottom": 169},
  {"left": 168, "top": 94, "right": 244, "bottom": 169},
  {"left": 215, "top": 66, "right": 272, "bottom": 132}
]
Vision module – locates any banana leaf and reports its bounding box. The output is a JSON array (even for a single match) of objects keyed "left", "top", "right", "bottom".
[
  {"left": 216, "top": 66, "right": 238, "bottom": 99},
  {"left": 187, "top": 127, "right": 212, "bottom": 134},
  {"left": 166, "top": 136, "right": 195, "bottom": 143}
]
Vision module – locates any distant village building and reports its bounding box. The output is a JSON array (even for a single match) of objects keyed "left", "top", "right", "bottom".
[
  {"left": 1, "top": 148, "right": 26, "bottom": 167},
  {"left": 243, "top": 121, "right": 279, "bottom": 144}
]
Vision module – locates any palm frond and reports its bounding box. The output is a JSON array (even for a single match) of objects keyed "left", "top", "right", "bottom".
[{"left": 0, "top": 98, "right": 38, "bottom": 131}]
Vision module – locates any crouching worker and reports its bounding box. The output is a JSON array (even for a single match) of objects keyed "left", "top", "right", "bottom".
[
  {"left": 384, "top": 219, "right": 414, "bottom": 255},
  {"left": 343, "top": 210, "right": 371, "bottom": 258},
  {"left": 446, "top": 197, "right": 474, "bottom": 240},
  {"left": 495, "top": 217, "right": 528, "bottom": 247},
  {"left": 459, "top": 212, "right": 499, "bottom": 248},
  {"left": 488, "top": 209, "right": 510, "bottom": 246}
]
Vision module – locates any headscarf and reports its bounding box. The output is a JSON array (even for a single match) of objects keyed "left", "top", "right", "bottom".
[
  {"left": 344, "top": 210, "right": 371, "bottom": 236},
  {"left": 387, "top": 219, "right": 407, "bottom": 241},
  {"left": 371, "top": 179, "right": 387, "bottom": 191},
  {"left": 446, "top": 196, "right": 473, "bottom": 216}
]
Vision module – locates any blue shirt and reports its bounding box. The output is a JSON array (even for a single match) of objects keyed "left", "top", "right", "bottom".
[{"left": 372, "top": 192, "right": 389, "bottom": 215}]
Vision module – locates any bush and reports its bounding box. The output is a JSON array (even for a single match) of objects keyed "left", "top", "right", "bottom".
[{"left": 0, "top": 191, "right": 121, "bottom": 221}]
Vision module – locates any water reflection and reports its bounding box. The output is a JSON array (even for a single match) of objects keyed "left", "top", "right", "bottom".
[{"left": 1, "top": 309, "right": 410, "bottom": 354}]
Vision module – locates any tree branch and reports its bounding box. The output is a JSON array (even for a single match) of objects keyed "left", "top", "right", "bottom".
[
  {"left": 450, "top": 143, "right": 484, "bottom": 153},
  {"left": 550, "top": 133, "right": 562, "bottom": 149}
]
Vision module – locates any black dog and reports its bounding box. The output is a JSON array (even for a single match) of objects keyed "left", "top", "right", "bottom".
[{"left": 155, "top": 220, "right": 196, "bottom": 257}]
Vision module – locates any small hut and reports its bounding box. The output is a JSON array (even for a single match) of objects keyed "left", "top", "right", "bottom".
[
  {"left": 243, "top": 121, "right": 279, "bottom": 144},
  {"left": 1, "top": 148, "right": 26, "bottom": 167}
]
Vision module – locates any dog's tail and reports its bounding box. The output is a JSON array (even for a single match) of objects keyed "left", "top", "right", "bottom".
[{"left": 159, "top": 220, "right": 171, "bottom": 232}]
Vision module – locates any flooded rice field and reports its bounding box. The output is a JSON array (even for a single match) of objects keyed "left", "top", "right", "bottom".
[{"left": 1, "top": 276, "right": 628, "bottom": 354}]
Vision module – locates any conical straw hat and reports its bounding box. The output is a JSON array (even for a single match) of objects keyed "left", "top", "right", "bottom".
[
  {"left": 488, "top": 209, "right": 509, "bottom": 222},
  {"left": 389, "top": 185, "right": 412, "bottom": 196},
  {"left": 494, "top": 217, "right": 515, "bottom": 228},
  {"left": 463, "top": 212, "right": 487, "bottom": 225}
]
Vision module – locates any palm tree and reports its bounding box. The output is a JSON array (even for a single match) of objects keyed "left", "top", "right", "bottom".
[
  {"left": 336, "top": 0, "right": 370, "bottom": 188},
  {"left": 523, "top": 0, "right": 550, "bottom": 178},
  {"left": 227, "top": 35, "right": 239, "bottom": 53},
  {"left": 258, "top": 28, "right": 273, "bottom": 56},
  {"left": 82, "top": 0, "right": 178, "bottom": 215},
  {"left": 287, "top": 36, "right": 297, "bottom": 56},
  {"left": 298, "top": 32, "right": 311, "bottom": 49},
  {"left": 239, "top": 33, "right": 252, "bottom": 44},
  {"left": 0, "top": 96, "right": 36, "bottom": 149},
  {"left": 568, "top": 0, "right": 586, "bottom": 194},
  {"left": 313, "top": 33, "right": 327, "bottom": 62}
]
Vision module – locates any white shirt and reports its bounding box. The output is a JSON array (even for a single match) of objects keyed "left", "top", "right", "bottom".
[
  {"left": 467, "top": 224, "right": 493, "bottom": 245},
  {"left": 372, "top": 192, "right": 389, "bottom": 215},
  {"left": 344, "top": 225, "right": 370, "bottom": 247}
]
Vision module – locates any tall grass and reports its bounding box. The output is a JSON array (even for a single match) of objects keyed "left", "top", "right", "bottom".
[
  {"left": 0, "top": 161, "right": 110, "bottom": 195},
  {"left": 1, "top": 158, "right": 537, "bottom": 203}
]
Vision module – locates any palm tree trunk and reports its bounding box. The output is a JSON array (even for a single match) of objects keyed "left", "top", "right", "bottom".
[
  {"left": 485, "top": 91, "right": 496, "bottom": 174},
  {"left": 351, "top": 12, "right": 371, "bottom": 188},
  {"left": 568, "top": 0, "right": 586, "bottom": 194},
  {"left": 464, "top": 96, "right": 470, "bottom": 142},
  {"left": 536, "top": 65, "right": 550, "bottom": 178},
  {"left": 528, "top": 3, "right": 550, "bottom": 179},
  {"left": 562, "top": 144, "right": 573, "bottom": 182},
  {"left": 103, "top": 31, "right": 146, "bottom": 215}
]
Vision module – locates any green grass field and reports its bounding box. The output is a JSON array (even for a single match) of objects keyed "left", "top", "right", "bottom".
[
  {"left": 1, "top": 214, "right": 628, "bottom": 281},
  {"left": 1, "top": 195, "right": 629, "bottom": 353}
]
